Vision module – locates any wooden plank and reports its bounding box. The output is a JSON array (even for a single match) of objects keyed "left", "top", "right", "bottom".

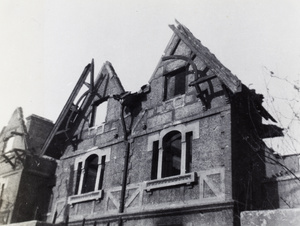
[
  {"left": 2, "top": 154, "right": 15, "bottom": 168},
  {"left": 69, "top": 73, "right": 106, "bottom": 133},
  {"left": 148, "top": 34, "right": 180, "bottom": 83},
  {"left": 41, "top": 62, "right": 93, "bottom": 156},
  {"left": 189, "top": 74, "right": 217, "bottom": 86},
  {"left": 164, "top": 33, "right": 181, "bottom": 56}
]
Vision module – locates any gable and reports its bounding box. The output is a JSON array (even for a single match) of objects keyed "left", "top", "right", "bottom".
[
  {"left": 149, "top": 21, "right": 241, "bottom": 94},
  {"left": 0, "top": 107, "right": 28, "bottom": 152},
  {"left": 145, "top": 22, "right": 281, "bottom": 138},
  {"left": 42, "top": 60, "right": 125, "bottom": 159},
  {"left": 147, "top": 21, "right": 242, "bottom": 111},
  {"left": 0, "top": 107, "right": 29, "bottom": 169}
]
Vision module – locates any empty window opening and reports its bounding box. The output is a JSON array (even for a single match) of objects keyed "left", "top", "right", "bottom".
[
  {"left": 4, "top": 137, "right": 15, "bottom": 153},
  {"left": 185, "top": 132, "right": 193, "bottom": 173},
  {"left": 164, "top": 66, "right": 187, "bottom": 100},
  {"left": 82, "top": 154, "right": 98, "bottom": 193},
  {"left": 92, "top": 101, "right": 108, "bottom": 127},
  {"left": 162, "top": 131, "right": 182, "bottom": 178},
  {"left": 151, "top": 141, "right": 159, "bottom": 180}
]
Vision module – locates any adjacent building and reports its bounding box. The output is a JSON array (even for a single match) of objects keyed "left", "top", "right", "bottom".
[{"left": 0, "top": 108, "right": 56, "bottom": 224}]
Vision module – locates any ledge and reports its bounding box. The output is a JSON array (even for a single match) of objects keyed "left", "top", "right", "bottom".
[
  {"left": 7, "top": 220, "right": 55, "bottom": 226},
  {"left": 67, "top": 200, "right": 235, "bottom": 225},
  {"left": 144, "top": 105, "right": 230, "bottom": 136},
  {"left": 68, "top": 190, "right": 103, "bottom": 205},
  {"left": 144, "top": 172, "right": 196, "bottom": 192}
]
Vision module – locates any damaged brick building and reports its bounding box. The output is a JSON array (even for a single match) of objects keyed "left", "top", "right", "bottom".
[
  {"left": 1, "top": 22, "right": 295, "bottom": 226},
  {"left": 0, "top": 108, "right": 56, "bottom": 224}
]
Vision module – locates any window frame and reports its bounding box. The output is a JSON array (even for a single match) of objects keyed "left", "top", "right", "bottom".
[
  {"left": 152, "top": 130, "right": 190, "bottom": 180},
  {"left": 68, "top": 147, "right": 110, "bottom": 205},
  {"left": 161, "top": 131, "right": 182, "bottom": 178},
  {"left": 144, "top": 121, "right": 200, "bottom": 192},
  {"left": 147, "top": 122, "right": 199, "bottom": 184},
  {"left": 163, "top": 66, "right": 188, "bottom": 101},
  {"left": 81, "top": 154, "right": 100, "bottom": 194}
]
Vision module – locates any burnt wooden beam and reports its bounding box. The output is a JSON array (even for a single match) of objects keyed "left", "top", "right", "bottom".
[
  {"left": 259, "top": 124, "right": 284, "bottom": 138},
  {"left": 14, "top": 149, "right": 25, "bottom": 163},
  {"left": 162, "top": 54, "right": 211, "bottom": 110},
  {"left": 2, "top": 154, "right": 15, "bottom": 168},
  {"left": 169, "top": 24, "right": 241, "bottom": 93},
  {"left": 55, "top": 129, "right": 70, "bottom": 136},
  {"left": 41, "top": 61, "right": 94, "bottom": 156},
  {"left": 189, "top": 74, "right": 217, "bottom": 86}
]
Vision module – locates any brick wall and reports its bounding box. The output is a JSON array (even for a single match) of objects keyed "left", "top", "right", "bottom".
[
  {"left": 48, "top": 25, "right": 237, "bottom": 226},
  {"left": 26, "top": 115, "right": 53, "bottom": 156}
]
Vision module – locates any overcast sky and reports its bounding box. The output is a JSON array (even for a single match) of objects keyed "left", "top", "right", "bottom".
[{"left": 0, "top": 0, "right": 299, "bottom": 154}]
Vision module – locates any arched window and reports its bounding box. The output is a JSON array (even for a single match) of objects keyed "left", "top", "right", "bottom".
[
  {"left": 69, "top": 148, "right": 110, "bottom": 205},
  {"left": 149, "top": 125, "right": 196, "bottom": 180},
  {"left": 162, "top": 131, "right": 182, "bottom": 178},
  {"left": 74, "top": 153, "right": 107, "bottom": 195},
  {"left": 82, "top": 154, "right": 98, "bottom": 193}
]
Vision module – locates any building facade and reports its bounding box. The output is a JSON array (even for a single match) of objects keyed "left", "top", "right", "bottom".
[
  {"left": 0, "top": 108, "right": 56, "bottom": 224},
  {"left": 38, "top": 22, "right": 284, "bottom": 226}
]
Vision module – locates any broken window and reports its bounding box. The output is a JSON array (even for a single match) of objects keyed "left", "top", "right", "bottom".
[
  {"left": 164, "top": 66, "right": 187, "bottom": 100},
  {"left": 74, "top": 154, "right": 106, "bottom": 195},
  {"left": 151, "top": 131, "right": 193, "bottom": 179}
]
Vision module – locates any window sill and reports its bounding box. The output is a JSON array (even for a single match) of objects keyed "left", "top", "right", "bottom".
[
  {"left": 144, "top": 172, "right": 196, "bottom": 192},
  {"left": 68, "top": 190, "right": 103, "bottom": 206}
]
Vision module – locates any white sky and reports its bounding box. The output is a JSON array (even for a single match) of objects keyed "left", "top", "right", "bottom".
[{"left": 0, "top": 0, "right": 300, "bottom": 154}]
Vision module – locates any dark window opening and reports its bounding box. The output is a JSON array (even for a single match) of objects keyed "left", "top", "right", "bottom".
[
  {"left": 0, "top": 183, "right": 4, "bottom": 208},
  {"left": 151, "top": 141, "right": 159, "bottom": 180},
  {"left": 164, "top": 66, "right": 187, "bottom": 100},
  {"left": 75, "top": 162, "right": 82, "bottom": 194},
  {"left": 82, "top": 154, "right": 98, "bottom": 193},
  {"left": 162, "top": 131, "right": 182, "bottom": 178},
  {"left": 186, "top": 132, "right": 193, "bottom": 173},
  {"left": 98, "top": 156, "right": 106, "bottom": 190}
]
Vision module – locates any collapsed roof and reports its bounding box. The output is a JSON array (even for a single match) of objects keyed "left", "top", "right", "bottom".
[{"left": 41, "top": 22, "right": 282, "bottom": 159}]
